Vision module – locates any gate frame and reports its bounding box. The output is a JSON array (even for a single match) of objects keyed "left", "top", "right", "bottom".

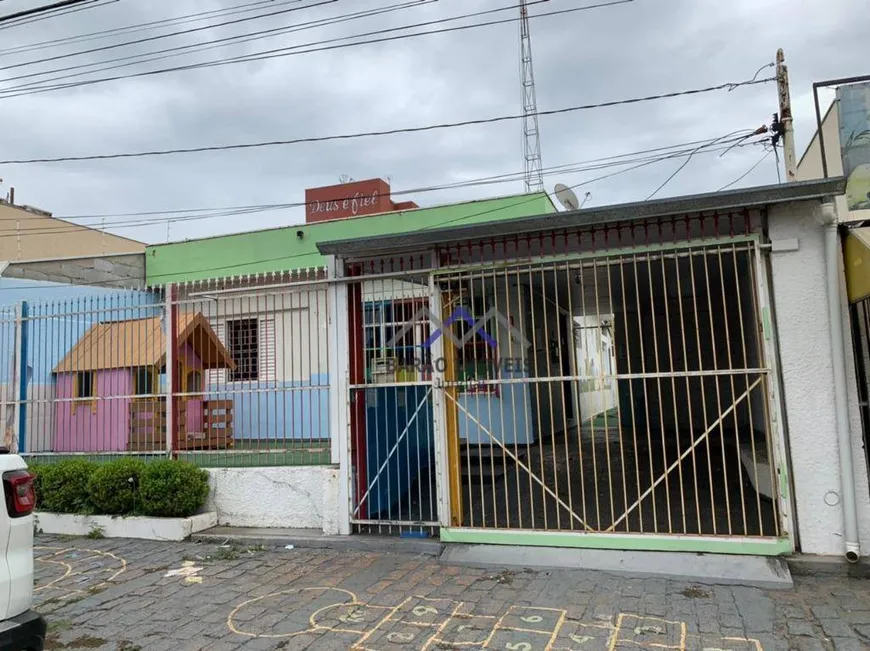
[{"left": 429, "top": 235, "right": 795, "bottom": 555}]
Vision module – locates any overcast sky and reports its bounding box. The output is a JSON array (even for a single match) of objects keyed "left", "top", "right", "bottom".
[{"left": 0, "top": 0, "right": 865, "bottom": 244}]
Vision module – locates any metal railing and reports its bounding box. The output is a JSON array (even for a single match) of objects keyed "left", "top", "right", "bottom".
[{"left": 2, "top": 270, "right": 332, "bottom": 467}]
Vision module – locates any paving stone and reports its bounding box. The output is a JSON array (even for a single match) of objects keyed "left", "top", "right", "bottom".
[{"left": 30, "top": 534, "right": 870, "bottom": 650}]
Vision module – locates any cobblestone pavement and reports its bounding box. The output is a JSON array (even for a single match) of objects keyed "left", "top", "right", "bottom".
[{"left": 31, "top": 535, "right": 870, "bottom": 651}]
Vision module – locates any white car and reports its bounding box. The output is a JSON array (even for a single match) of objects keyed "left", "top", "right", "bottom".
[{"left": 0, "top": 449, "right": 45, "bottom": 651}]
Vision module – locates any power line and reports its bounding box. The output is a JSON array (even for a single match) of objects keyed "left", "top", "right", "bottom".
[
  {"left": 0, "top": 0, "right": 323, "bottom": 72},
  {"left": 0, "top": 0, "right": 291, "bottom": 57},
  {"left": 1, "top": 0, "right": 430, "bottom": 87},
  {"left": 0, "top": 0, "right": 115, "bottom": 30},
  {"left": 0, "top": 77, "right": 774, "bottom": 165},
  {"left": 0, "top": 0, "right": 96, "bottom": 24},
  {"left": 0, "top": 0, "right": 631, "bottom": 98},
  {"left": 717, "top": 149, "right": 773, "bottom": 191},
  {"left": 644, "top": 129, "right": 760, "bottom": 200},
  {"left": 0, "top": 0, "right": 551, "bottom": 92},
  {"left": 0, "top": 134, "right": 766, "bottom": 292},
  {"left": 0, "top": 134, "right": 767, "bottom": 240},
  {"left": 0, "top": 140, "right": 753, "bottom": 236}
]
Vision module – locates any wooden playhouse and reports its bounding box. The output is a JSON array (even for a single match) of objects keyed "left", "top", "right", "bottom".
[{"left": 52, "top": 312, "right": 236, "bottom": 452}]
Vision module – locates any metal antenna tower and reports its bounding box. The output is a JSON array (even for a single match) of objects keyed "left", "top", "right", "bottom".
[{"left": 519, "top": 0, "right": 544, "bottom": 193}]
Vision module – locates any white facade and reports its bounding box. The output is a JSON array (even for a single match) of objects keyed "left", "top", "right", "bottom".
[{"left": 768, "top": 201, "right": 870, "bottom": 555}]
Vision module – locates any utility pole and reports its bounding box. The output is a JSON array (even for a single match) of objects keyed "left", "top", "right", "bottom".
[{"left": 775, "top": 48, "right": 797, "bottom": 182}]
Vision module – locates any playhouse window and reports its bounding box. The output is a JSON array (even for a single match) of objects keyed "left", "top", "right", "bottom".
[
  {"left": 186, "top": 370, "right": 202, "bottom": 394},
  {"left": 134, "top": 368, "right": 154, "bottom": 395},
  {"left": 227, "top": 318, "right": 259, "bottom": 381},
  {"left": 75, "top": 371, "right": 94, "bottom": 399}
]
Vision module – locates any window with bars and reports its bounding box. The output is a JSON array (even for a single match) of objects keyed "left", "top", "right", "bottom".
[
  {"left": 363, "top": 299, "right": 430, "bottom": 383},
  {"left": 226, "top": 318, "right": 259, "bottom": 381}
]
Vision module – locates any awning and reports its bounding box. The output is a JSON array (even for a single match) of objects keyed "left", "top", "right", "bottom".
[{"left": 845, "top": 228, "right": 870, "bottom": 303}]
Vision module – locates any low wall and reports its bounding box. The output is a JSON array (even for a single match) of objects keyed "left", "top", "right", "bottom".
[{"left": 205, "top": 466, "right": 341, "bottom": 534}]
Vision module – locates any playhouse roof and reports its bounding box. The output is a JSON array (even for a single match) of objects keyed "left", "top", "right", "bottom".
[{"left": 53, "top": 312, "right": 235, "bottom": 373}]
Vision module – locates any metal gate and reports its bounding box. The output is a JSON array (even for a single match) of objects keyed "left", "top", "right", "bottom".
[
  {"left": 348, "top": 270, "right": 439, "bottom": 534},
  {"left": 347, "top": 237, "right": 790, "bottom": 546}
]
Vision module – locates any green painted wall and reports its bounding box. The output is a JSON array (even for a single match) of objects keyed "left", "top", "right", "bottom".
[{"left": 146, "top": 193, "right": 556, "bottom": 284}]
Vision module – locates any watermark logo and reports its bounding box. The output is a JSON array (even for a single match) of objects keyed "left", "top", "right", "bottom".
[{"left": 386, "top": 306, "right": 531, "bottom": 350}]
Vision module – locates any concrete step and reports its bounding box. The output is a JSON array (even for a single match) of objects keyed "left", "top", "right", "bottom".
[
  {"left": 192, "top": 526, "right": 444, "bottom": 556},
  {"left": 194, "top": 527, "right": 793, "bottom": 588},
  {"left": 440, "top": 544, "right": 793, "bottom": 589}
]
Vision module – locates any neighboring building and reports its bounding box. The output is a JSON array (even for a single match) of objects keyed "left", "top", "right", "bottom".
[
  {"left": 0, "top": 197, "right": 144, "bottom": 261},
  {"left": 796, "top": 95, "right": 870, "bottom": 224}
]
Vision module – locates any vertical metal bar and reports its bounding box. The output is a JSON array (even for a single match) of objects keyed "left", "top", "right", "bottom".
[
  {"left": 527, "top": 262, "right": 547, "bottom": 530},
  {"left": 730, "top": 245, "right": 761, "bottom": 535},
  {"left": 430, "top": 274, "right": 450, "bottom": 528},
  {"left": 16, "top": 300, "right": 27, "bottom": 454},
  {"left": 538, "top": 263, "right": 561, "bottom": 530},
  {"left": 718, "top": 244, "right": 748, "bottom": 535},
  {"left": 673, "top": 249, "right": 702, "bottom": 533},
  {"left": 659, "top": 250, "right": 686, "bottom": 533},
  {"left": 165, "top": 285, "right": 176, "bottom": 458},
  {"left": 687, "top": 246, "right": 717, "bottom": 534},
  {"left": 632, "top": 252, "right": 657, "bottom": 533},
  {"left": 514, "top": 265, "right": 536, "bottom": 530},
  {"left": 552, "top": 261, "right": 574, "bottom": 529},
  {"left": 753, "top": 241, "right": 788, "bottom": 538},
  {"left": 702, "top": 246, "right": 732, "bottom": 535},
  {"left": 567, "top": 261, "right": 591, "bottom": 531},
  {"left": 646, "top": 250, "right": 673, "bottom": 533},
  {"left": 503, "top": 265, "right": 523, "bottom": 530},
  {"left": 592, "top": 258, "right": 616, "bottom": 529},
  {"left": 616, "top": 257, "right": 636, "bottom": 533},
  {"left": 605, "top": 256, "right": 629, "bottom": 532}
]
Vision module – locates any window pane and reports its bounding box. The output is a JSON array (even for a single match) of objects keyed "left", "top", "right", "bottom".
[
  {"left": 134, "top": 368, "right": 153, "bottom": 395},
  {"left": 227, "top": 318, "right": 259, "bottom": 382}
]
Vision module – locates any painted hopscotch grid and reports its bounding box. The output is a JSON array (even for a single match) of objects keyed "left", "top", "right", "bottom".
[{"left": 226, "top": 586, "right": 766, "bottom": 650}]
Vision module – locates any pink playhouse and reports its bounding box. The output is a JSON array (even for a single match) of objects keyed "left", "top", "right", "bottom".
[{"left": 52, "top": 313, "right": 236, "bottom": 453}]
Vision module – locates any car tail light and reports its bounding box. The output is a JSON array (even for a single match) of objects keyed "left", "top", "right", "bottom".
[{"left": 3, "top": 469, "right": 35, "bottom": 517}]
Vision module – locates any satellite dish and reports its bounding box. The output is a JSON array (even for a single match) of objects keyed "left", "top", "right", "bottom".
[{"left": 554, "top": 183, "right": 580, "bottom": 211}]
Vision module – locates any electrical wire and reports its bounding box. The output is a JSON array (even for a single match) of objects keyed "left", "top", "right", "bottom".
[
  {"left": 0, "top": 135, "right": 766, "bottom": 292},
  {"left": 0, "top": 0, "right": 632, "bottom": 98},
  {"left": 1, "top": 0, "right": 432, "bottom": 86},
  {"left": 0, "top": 76, "right": 774, "bottom": 164},
  {"left": 0, "top": 0, "right": 295, "bottom": 57},
  {"left": 0, "top": 0, "right": 319, "bottom": 71},
  {"left": 717, "top": 149, "right": 773, "bottom": 191},
  {"left": 0, "top": 134, "right": 768, "bottom": 241},
  {"left": 0, "top": 0, "right": 116, "bottom": 31},
  {"left": 645, "top": 130, "right": 756, "bottom": 200}
]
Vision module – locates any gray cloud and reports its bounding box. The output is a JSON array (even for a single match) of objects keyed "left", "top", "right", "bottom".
[{"left": 0, "top": 0, "right": 865, "bottom": 244}]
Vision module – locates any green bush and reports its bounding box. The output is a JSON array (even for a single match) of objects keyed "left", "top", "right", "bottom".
[
  {"left": 34, "top": 459, "right": 97, "bottom": 513},
  {"left": 139, "top": 460, "right": 209, "bottom": 518},
  {"left": 25, "top": 463, "right": 46, "bottom": 509},
  {"left": 87, "top": 458, "right": 147, "bottom": 515}
]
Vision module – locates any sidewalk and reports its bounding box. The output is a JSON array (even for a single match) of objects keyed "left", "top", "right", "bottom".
[{"left": 33, "top": 535, "right": 869, "bottom": 650}]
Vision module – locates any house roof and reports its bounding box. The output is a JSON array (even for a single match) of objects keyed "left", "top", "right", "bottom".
[
  {"left": 53, "top": 312, "right": 235, "bottom": 373},
  {"left": 317, "top": 178, "right": 848, "bottom": 257},
  {"left": 144, "top": 191, "right": 557, "bottom": 284}
]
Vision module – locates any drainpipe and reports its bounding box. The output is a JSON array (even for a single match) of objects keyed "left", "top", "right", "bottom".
[{"left": 822, "top": 200, "right": 861, "bottom": 562}]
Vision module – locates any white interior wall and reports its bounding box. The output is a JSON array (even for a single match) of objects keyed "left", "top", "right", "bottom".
[{"left": 768, "top": 200, "right": 870, "bottom": 555}]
